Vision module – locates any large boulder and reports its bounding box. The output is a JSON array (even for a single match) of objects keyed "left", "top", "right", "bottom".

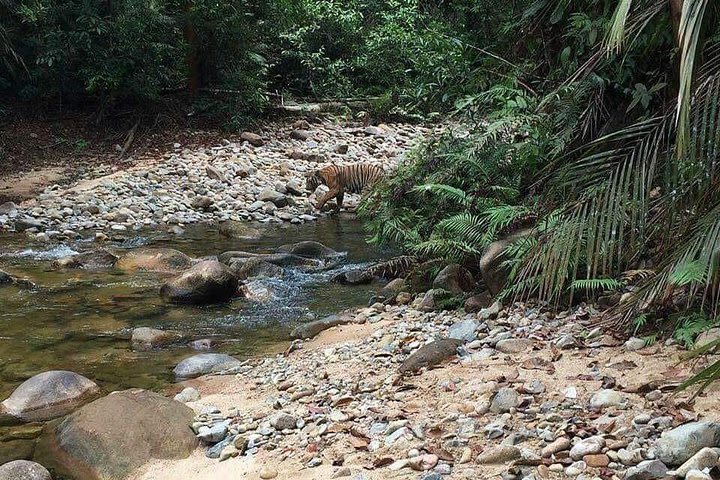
[
  {"left": 51, "top": 249, "right": 119, "bottom": 271},
  {"left": 173, "top": 353, "right": 243, "bottom": 379},
  {"left": 656, "top": 422, "right": 720, "bottom": 465},
  {"left": 0, "top": 460, "right": 51, "bottom": 480},
  {"left": 34, "top": 389, "right": 197, "bottom": 480},
  {"left": 219, "top": 251, "right": 323, "bottom": 270},
  {"left": 432, "top": 264, "right": 474, "bottom": 294},
  {"left": 160, "top": 260, "right": 239, "bottom": 305},
  {"left": 130, "top": 327, "right": 182, "bottom": 351},
  {"left": 290, "top": 312, "right": 354, "bottom": 340},
  {"left": 276, "top": 241, "right": 340, "bottom": 259},
  {"left": 1, "top": 371, "right": 99, "bottom": 423},
  {"left": 227, "top": 257, "right": 284, "bottom": 281},
  {"left": 117, "top": 248, "right": 193, "bottom": 274},
  {"left": 479, "top": 229, "right": 533, "bottom": 295}
]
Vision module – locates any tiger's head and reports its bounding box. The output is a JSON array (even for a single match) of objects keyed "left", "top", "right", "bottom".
[{"left": 305, "top": 170, "right": 323, "bottom": 195}]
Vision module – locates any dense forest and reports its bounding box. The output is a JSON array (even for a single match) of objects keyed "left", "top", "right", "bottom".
[{"left": 2, "top": 0, "right": 720, "bottom": 388}]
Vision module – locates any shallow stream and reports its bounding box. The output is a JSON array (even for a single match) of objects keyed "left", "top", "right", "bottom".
[{"left": 0, "top": 217, "right": 391, "bottom": 399}]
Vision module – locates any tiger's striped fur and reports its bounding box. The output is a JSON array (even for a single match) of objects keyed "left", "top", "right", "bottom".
[{"left": 306, "top": 164, "right": 384, "bottom": 212}]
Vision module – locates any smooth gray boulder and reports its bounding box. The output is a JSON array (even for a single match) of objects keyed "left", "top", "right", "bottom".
[
  {"left": 51, "top": 249, "right": 119, "bottom": 270},
  {"left": 399, "top": 339, "right": 463, "bottom": 374},
  {"left": 161, "top": 260, "right": 239, "bottom": 304},
  {"left": 448, "top": 319, "right": 480, "bottom": 342},
  {"left": 1, "top": 371, "right": 99, "bottom": 423},
  {"left": 34, "top": 389, "right": 196, "bottom": 480},
  {"left": 130, "top": 327, "right": 182, "bottom": 350},
  {"left": 656, "top": 422, "right": 720, "bottom": 465},
  {"left": 0, "top": 460, "right": 51, "bottom": 480},
  {"left": 276, "top": 241, "right": 340, "bottom": 259},
  {"left": 625, "top": 460, "right": 669, "bottom": 480},
  {"left": 219, "top": 251, "right": 323, "bottom": 270},
  {"left": 173, "top": 353, "right": 243, "bottom": 379},
  {"left": 227, "top": 257, "right": 284, "bottom": 280}
]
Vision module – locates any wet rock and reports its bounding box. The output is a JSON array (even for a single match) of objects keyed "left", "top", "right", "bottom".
[
  {"left": 399, "top": 339, "right": 462, "bottom": 374},
  {"left": 13, "top": 216, "right": 43, "bottom": 232},
  {"left": 290, "top": 313, "right": 354, "bottom": 340},
  {"left": 34, "top": 389, "right": 196, "bottom": 480},
  {"left": 161, "top": 260, "right": 239, "bottom": 304},
  {"left": 490, "top": 387, "right": 519, "bottom": 413},
  {"left": 276, "top": 240, "right": 339, "bottom": 259},
  {"left": 220, "top": 251, "right": 323, "bottom": 270},
  {"left": 625, "top": 460, "right": 669, "bottom": 480},
  {"left": 589, "top": 389, "right": 625, "bottom": 409},
  {"left": 228, "top": 257, "right": 284, "bottom": 281},
  {"left": 173, "top": 353, "right": 243, "bottom": 379},
  {"left": 464, "top": 292, "right": 493, "bottom": 313},
  {"left": 657, "top": 422, "right": 720, "bottom": 465},
  {"left": 240, "top": 131, "right": 264, "bottom": 147},
  {"left": 51, "top": 249, "right": 119, "bottom": 270},
  {"left": 673, "top": 447, "right": 719, "bottom": 477},
  {"left": 432, "top": 264, "right": 474, "bottom": 294},
  {"left": 174, "top": 387, "right": 200, "bottom": 403},
  {"left": 0, "top": 460, "right": 51, "bottom": 480},
  {"left": 131, "top": 327, "right": 181, "bottom": 350},
  {"left": 218, "top": 221, "right": 262, "bottom": 240},
  {"left": 117, "top": 248, "right": 193, "bottom": 273},
  {"left": 1, "top": 371, "right": 99, "bottom": 423},
  {"left": 333, "top": 269, "right": 373, "bottom": 285},
  {"left": 448, "top": 319, "right": 479, "bottom": 342}
]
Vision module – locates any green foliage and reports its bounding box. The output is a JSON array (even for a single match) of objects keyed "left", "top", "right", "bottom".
[{"left": 672, "top": 313, "right": 718, "bottom": 349}]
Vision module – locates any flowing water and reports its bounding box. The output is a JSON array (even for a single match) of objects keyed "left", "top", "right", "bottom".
[{"left": 0, "top": 216, "right": 392, "bottom": 399}]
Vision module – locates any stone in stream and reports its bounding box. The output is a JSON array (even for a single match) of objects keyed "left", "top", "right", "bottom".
[
  {"left": 173, "top": 353, "right": 243, "bottom": 379},
  {"left": 34, "top": 389, "right": 197, "bottom": 480},
  {"left": 161, "top": 260, "right": 239, "bottom": 305},
  {"left": 116, "top": 248, "right": 193, "bottom": 273},
  {"left": 131, "top": 327, "right": 182, "bottom": 350},
  {"left": 219, "top": 251, "right": 324, "bottom": 270},
  {"left": 290, "top": 312, "right": 354, "bottom": 340},
  {"left": 656, "top": 422, "right": 720, "bottom": 465},
  {"left": 1, "top": 371, "right": 99, "bottom": 423},
  {"left": 0, "top": 460, "right": 51, "bottom": 480},
  {"left": 276, "top": 240, "right": 340, "bottom": 259},
  {"left": 432, "top": 264, "right": 474, "bottom": 294},
  {"left": 51, "top": 249, "right": 119, "bottom": 270},
  {"left": 218, "top": 221, "right": 262, "bottom": 240},
  {"left": 399, "top": 339, "right": 463, "bottom": 374},
  {"left": 332, "top": 268, "right": 373, "bottom": 285},
  {"left": 227, "top": 257, "right": 284, "bottom": 281}
]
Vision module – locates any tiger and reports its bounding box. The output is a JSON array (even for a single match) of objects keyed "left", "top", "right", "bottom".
[{"left": 305, "top": 164, "right": 384, "bottom": 212}]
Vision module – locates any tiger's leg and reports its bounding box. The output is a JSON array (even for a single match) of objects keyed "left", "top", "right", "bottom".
[
  {"left": 334, "top": 191, "right": 345, "bottom": 212},
  {"left": 316, "top": 187, "right": 340, "bottom": 212}
]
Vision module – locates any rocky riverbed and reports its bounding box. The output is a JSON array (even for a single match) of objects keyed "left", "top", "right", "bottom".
[
  {"left": 0, "top": 119, "right": 433, "bottom": 238},
  {"left": 127, "top": 301, "right": 720, "bottom": 480}
]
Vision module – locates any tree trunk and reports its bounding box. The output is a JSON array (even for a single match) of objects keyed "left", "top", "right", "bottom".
[{"left": 670, "top": 0, "right": 683, "bottom": 46}]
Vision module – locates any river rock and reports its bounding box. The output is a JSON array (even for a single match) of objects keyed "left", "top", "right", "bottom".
[
  {"left": 117, "top": 248, "right": 193, "bottom": 273},
  {"left": 131, "top": 327, "right": 181, "bottom": 350},
  {"left": 399, "top": 339, "right": 462, "bottom": 374},
  {"left": 476, "top": 445, "right": 521, "bottom": 464},
  {"left": 673, "top": 447, "right": 719, "bottom": 477},
  {"left": 333, "top": 269, "right": 373, "bottom": 285},
  {"left": 161, "top": 260, "right": 239, "bottom": 304},
  {"left": 464, "top": 292, "right": 493, "bottom": 313},
  {"left": 0, "top": 460, "right": 51, "bottom": 480},
  {"left": 490, "top": 387, "right": 519, "bottom": 413},
  {"left": 51, "top": 249, "right": 119, "bottom": 270},
  {"left": 624, "top": 337, "right": 646, "bottom": 351},
  {"left": 1, "top": 371, "right": 99, "bottom": 423},
  {"left": 173, "top": 353, "right": 243, "bottom": 379},
  {"left": 290, "top": 312, "right": 354, "bottom": 340},
  {"left": 270, "top": 412, "right": 297, "bottom": 430},
  {"left": 228, "top": 257, "right": 284, "bottom": 280},
  {"left": 34, "top": 389, "right": 196, "bottom": 480},
  {"left": 570, "top": 436, "right": 605, "bottom": 460},
  {"left": 542, "top": 437, "right": 571, "bottom": 457},
  {"left": 0, "top": 270, "right": 12, "bottom": 286},
  {"left": 625, "top": 460, "right": 669, "bottom": 480},
  {"left": 290, "top": 129, "right": 312, "bottom": 141},
  {"left": 432, "top": 264, "right": 474, "bottom": 294},
  {"left": 191, "top": 195, "right": 214, "bottom": 211},
  {"left": 218, "top": 221, "right": 262, "bottom": 240},
  {"left": 589, "top": 389, "right": 625, "bottom": 409},
  {"left": 495, "top": 338, "right": 533, "bottom": 354},
  {"left": 174, "top": 387, "right": 201, "bottom": 403},
  {"left": 448, "top": 319, "right": 479, "bottom": 342},
  {"left": 656, "top": 422, "right": 720, "bottom": 465},
  {"left": 240, "top": 131, "right": 264, "bottom": 147},
  {"left": 258, "top": 187, "right": 288, "bottom": 207},
  {"left": 276, "top": 240, "right": 339, "bottom": 259}
]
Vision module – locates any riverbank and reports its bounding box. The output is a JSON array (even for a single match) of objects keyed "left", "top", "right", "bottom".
[
  {"left": 0, "top": 118, "right": 433, "bottom": 237},
  {"left": 132, "top": 301, "right": 720, "bottom": 480}
]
